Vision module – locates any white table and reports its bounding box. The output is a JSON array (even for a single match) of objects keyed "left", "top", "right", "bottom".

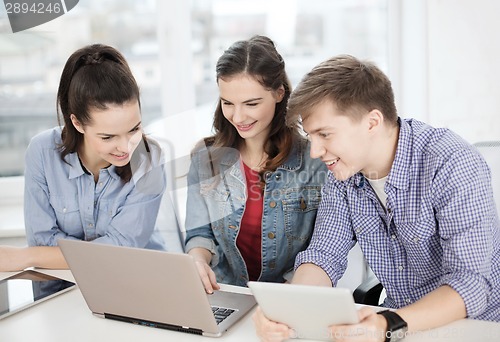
[{"left": 1, "top": 270, "right": 499, "bottom": 342}]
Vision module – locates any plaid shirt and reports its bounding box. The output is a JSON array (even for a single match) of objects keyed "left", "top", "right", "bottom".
[{"left": 295, "top": 118, "right": 500, "bottom": 321}]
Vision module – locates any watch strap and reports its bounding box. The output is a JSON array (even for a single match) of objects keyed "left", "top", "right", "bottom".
[{"left": 377, "top": 310, "right": 408, "bottom": 342}]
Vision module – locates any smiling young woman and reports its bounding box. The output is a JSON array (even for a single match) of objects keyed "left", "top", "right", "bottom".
[
  {"left": 184, "top": 35, "right": 328, "bottom": 293},
  {"left": 0, "top": 44, "right": 167, "bottom": 272}
]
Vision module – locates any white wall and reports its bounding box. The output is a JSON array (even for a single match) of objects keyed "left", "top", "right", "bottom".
[
  {"left": 427, "top": 0, "right": 500, "bottom": 143},
  {"left": 393, "top": 0, "right": 500, "bottom": 144}
]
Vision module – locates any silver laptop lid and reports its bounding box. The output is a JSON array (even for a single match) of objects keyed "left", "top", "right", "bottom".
[{"left": 59, "top": 239, "right": 221, "bottom": 334}]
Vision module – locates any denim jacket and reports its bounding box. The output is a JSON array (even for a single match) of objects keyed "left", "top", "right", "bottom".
[{"left": 185, "top": 138, "right": 327, "bottom": 287}]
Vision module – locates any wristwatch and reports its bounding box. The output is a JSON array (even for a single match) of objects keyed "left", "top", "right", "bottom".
[{"left": 377, "top": 310, "right": 408, "bottom": 342}]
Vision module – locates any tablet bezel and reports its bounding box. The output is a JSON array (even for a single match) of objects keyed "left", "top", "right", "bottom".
[
  {"left": 248, "top": 281, "right": 360, "bottom": 341},
  {"left": 0, "top": 270, "right": 76, "bottom": 320}
]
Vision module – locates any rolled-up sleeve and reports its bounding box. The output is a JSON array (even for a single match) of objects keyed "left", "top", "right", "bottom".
[
  {"left": 295, "top": 174, "right": 356, "bottom": 285},
  {"left": 184, "top": 150, "right": 220, "bottom": 266},
  {"left": 24, "top": 133, "right": 78, "bottom": 246},
  {"left": 434, "top": 149, "right": 498, "bottom": 317}
]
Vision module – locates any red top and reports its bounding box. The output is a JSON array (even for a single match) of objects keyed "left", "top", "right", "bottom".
[{"left": 236, "top": 162, "right": 264, "bottom": 281}]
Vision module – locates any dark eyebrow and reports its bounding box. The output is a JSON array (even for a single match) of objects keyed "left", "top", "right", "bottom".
[
  {"left": 97, "top": 121, "right": 141, "bottom": 137},
  {"left": 220, "top": 97, "right": 262, "bottom": 104},
  {"left": 128, "top": 121, "right": 142, "bottom": 132}
]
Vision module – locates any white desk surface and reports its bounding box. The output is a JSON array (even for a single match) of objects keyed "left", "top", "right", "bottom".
[{"left": 1, "top": 270, "right": 499, "bottom": 342}]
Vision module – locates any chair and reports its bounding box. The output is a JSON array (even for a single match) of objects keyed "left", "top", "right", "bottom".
[{"left": 353, "top": 140, "right": 500, "bottom": 305}]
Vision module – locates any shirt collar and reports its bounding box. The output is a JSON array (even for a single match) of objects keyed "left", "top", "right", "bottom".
[
  {"left": 277, "top": 138, "right": 303, "bottom": 171},
  {"left": 386, "top": 118, "right": 412, "bottom": 190},
  {"left": 67, "top": 152, "right": 86, "bottom": 179},
  {"left": 352, "top": 117, "right": 411, "bottom": 190},
  {"left": 67, "top": 151, "right": 121, "bottom": 180}
]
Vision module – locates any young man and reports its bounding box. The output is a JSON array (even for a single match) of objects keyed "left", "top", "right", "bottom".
[{"left": 253, "top": 55, "right": 499, "bottom": 341}]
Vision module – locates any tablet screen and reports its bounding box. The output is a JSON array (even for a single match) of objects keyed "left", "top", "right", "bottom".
[{"left": 0, "top": 270, "right": 76, "bottom": 319}]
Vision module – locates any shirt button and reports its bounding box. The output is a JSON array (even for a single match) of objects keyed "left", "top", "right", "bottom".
[
  {"left": 88, "top": 223, "right": 94, "bottom": 227},
  {"left": 275, "top": 174, "right": 281, "bottom": 181},
  {"left": 300, "top": 198, "right": 307, "bottom": 210},
  {"left": 269, "top": 201, "right": 277, "bottom": 208},
  {"left": 413, "top": 237, "right": 419, "bottom": 243},
  {"left": 356, "top": 227, "right": 362, "bottom": 233},
  {"left": 62, "top": 207, "right": 67, "bottom": 213},
  {"left": 391, "top": 234, "right": 396, "bottom": 240},
  {"left": 398, "top": 265, "right": 404, "bottom": 271},
  {"left": 99, "top": 182, "right": 103, "bottom": 186},
  {"left": 268, "top": 232, "right": 275, "bottom": 239}
]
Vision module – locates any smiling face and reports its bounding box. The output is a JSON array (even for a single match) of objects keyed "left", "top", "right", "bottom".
[
  {"left": 218, "top": 73, "right": 284, "bottom": 146},
  {"left": 70, "top": 100, "right": 143, "bottom": 173},
  {"left": 302, "top": 100, "right": 379, "bottom": 181}
]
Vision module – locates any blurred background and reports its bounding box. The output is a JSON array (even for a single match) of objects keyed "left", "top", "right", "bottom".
[{"left": 2, "top": 0, "right": 499, "bottom": 178}]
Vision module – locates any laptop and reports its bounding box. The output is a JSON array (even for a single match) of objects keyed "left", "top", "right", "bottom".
[
  {"left": 58, "top": 239, "right": 256, "bottom": 337},
  {"left": 248, "top": 281, "right": 359, "bottom": 341}
]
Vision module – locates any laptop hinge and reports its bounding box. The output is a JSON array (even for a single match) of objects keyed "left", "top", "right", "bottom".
[{"left": 104, "top": 313, "right": 203, "bottom": 335}]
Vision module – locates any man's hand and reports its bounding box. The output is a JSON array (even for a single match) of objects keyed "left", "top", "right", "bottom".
[
  {"left": 252, "top": 306, "right": 292, "bottom": 342},
  {"left": 329, "top": 307, "right": 387, "bottom": 342}
]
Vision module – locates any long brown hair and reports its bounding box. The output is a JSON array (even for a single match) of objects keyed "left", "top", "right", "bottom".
[
  {"left": 203, "top": 35, "right": 297, "bottom": 182},
  {"left": 56, "top": 43, "right": 148, "bottom": 182}
]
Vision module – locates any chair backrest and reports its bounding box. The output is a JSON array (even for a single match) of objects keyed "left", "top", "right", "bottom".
[
  {"left": 145, "top": 104, "right": 214, "bottom": 253},
  {"left": 474, "top": 141, "right": 500, "bottom": 217}
]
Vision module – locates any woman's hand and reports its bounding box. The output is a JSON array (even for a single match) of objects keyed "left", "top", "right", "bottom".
[
  {"left": 188, "top": 247, "right": 219, "bottom": 293},
  {"left": 193, "top": 257, "right": 220, "bottom": 294}
]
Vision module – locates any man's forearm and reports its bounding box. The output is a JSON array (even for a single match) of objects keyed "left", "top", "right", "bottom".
[
  {"left": 292, "top": 263, "right": 332, "bottom": 286},
  {"left": 396, "top": 285, "right": 466, "bottom": 332}
]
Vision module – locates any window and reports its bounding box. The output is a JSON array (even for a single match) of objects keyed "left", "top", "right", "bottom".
[{"left": 0, "top": 0, "right": 389, "bottom": 178}]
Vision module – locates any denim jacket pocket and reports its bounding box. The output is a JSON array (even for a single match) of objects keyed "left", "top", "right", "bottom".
[
  {"left": 200, "top": 185, "right": 232, "bottom": 230},
  {"left": 48, "top": 195, "right": 81, "bottom": 233},
  {"left": 282, "top": 186, "right": 322, "bottom": 241}
]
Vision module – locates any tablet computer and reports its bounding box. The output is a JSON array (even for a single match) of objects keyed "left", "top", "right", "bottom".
[
  {"left": 248, "top": 281, "right": 359, "bottom": 341},
  {"left": 0, "top": 270, "right": 76, "bottom": 320}
]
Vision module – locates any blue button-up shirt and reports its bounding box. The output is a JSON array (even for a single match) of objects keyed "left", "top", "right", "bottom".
[
  {"left": 296, "top": 118, "right": 500, "bottom": 321},
  {"left": 24, "top": 127, "right": 166, "bottom": 250}
]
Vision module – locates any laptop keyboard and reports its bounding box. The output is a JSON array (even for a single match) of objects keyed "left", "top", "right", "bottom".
[{"left": 211, "top": 306, "right": 236, "bottom": 324}]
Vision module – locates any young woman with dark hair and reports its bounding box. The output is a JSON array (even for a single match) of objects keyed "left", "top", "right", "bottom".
[
  {"left": 0, "top": 44, "right": 166, "bottom": 271},
  {"left": 185, "top": 36, "right": 327, "bottom": 292}
]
